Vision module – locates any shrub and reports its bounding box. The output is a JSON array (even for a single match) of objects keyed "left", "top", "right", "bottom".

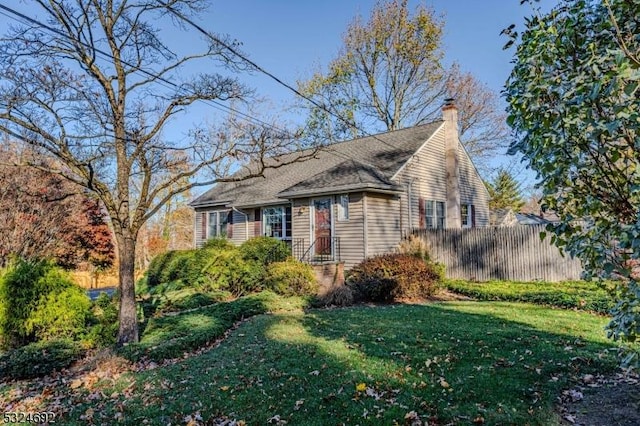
[
  {"left": 318, "top": 285, "right": 354, "bottom": 307},
  {"left": 201, "top": 249, "right": 264, "bottom": 296},
  {"left": 146, "top": 250, "right": 174, "bottom": 288},
  {"left": 396, "top": 235, "right": 429, "bottom": 259},
  {"left": 347, "top": 254, "right": 440, "bottom": 302},
  {"left": 0, "top": 338, "right": 84, "bottom": 380},
  {"left": 84, "top": 293, "right": 119, "bottom": 348},
  {"left": 164, "top": 250, "right": 196, "bottom": 282},
  {"left": 25, "top": 270, "right": 92, "bottom": 341},
  {"left": 145, "top": 244, "right": 240, "bottom": 290},
  {"left": 444, "top": 279, "right": 613, "bottom": 313},
  {"left": 0, "top": 259, "right": 91, "bottom": 349},
  {"left": 202, "top": 238, "right": 235, "bottom": 251},
  {"left": 239, "top": 237, "right": 291, "bottom": 265},
  {"left": 153, "top": 290, "right": 234, "bottom": 316},
  {"left": 265, "top": 260, "right": 318, "bottom": 296}
]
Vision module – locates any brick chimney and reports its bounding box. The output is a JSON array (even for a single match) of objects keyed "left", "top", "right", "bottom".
[{"left": 443, "top": 98, "right": 461, "bottom": 229}]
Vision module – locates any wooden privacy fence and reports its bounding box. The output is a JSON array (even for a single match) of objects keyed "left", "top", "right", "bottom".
[{"left": 412, "top": 225, "right": 583, "bottom": 282}]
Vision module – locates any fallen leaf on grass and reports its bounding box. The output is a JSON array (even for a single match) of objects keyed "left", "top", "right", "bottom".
[
  {"left": 267, "top": 414, "right": 287, "bottom": 425},
  {"left": 404, "top": 410, "right": 422, "bottom": 425}
]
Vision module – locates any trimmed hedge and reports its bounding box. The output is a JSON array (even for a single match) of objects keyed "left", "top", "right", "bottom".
[
  {"left": 444, "top": 279, "right": 614, "bottom": 313},
  {"left": 120, "top": 291, "right": 307, "bottom": 362},
  {"left": 0, "top": 338, "right": 84, "bottom": 380},
  {"left": 347, "top": 254, "right": 441, "bottom": 302},
  {"left": 239, "top": 237, "right": 290, "bottom": 265},
  {"left": 200, "top": 249, "right": 263, "bottom": 296}
]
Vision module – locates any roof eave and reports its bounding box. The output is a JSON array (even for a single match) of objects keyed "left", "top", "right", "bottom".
[
  {"left": 189, "top": 199, "right": 233, "bottom": 209},
  {"left": 278, "top": 183, "right": 403, "bottom": 199}
]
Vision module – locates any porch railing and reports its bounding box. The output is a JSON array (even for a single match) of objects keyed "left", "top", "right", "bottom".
[{"left": 292, "top": 237, "right": 341, "bottom": 264}]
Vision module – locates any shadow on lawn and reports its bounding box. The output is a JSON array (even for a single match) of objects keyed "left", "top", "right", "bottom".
[{"left": 58, "top": 302, "right": 618, "bottom": 426}]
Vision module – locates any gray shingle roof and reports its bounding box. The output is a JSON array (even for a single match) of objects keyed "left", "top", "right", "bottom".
[{"left": 190, "top": 121, "right": 443, "bottom": 208}]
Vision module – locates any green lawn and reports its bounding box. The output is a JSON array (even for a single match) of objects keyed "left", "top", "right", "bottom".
[{"left": 51, "top": 301, "right": 617, "bottom": 425}]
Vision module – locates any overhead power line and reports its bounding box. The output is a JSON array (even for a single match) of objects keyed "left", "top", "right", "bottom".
[
  {"left": 159, "top": 2, "right": 403, "bottom": 152},
  {"left": 0, "top": 1, "right": 405, "bottom": 164},
  {"left": 0, "top": 2, "right": 289, "bottom": 136}
]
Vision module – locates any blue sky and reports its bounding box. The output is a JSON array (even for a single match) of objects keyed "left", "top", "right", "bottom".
[
  {"left": 0, "top": 0, "right": 557, "bottom": 188},
  {"left": 196, "top": 0, "right": 556, "bottom": 187},
  {"left": 200, "top": 0, "right": 555, "bottom": 106}
]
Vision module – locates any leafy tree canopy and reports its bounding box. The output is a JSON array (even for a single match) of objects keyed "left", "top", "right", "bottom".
[{"left": 505, "top": 0, "right": 640, "bottom": 365}]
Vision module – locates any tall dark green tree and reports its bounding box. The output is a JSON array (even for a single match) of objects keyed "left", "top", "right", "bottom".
[
  {"left": 486, "top": 168, "right": 525, "bottom": 211},
  {"left": 505, "top": 0, "right": 640, "bottom": 365}
]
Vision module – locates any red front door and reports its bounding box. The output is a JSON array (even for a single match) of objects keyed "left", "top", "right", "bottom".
[{"left": 313, "top": 198, "right": 332, "bottom": 256}]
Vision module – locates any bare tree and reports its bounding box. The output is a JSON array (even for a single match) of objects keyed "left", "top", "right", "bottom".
[
  {"left": 445, "top": 64, "right": 509, "bottom": 167},
  {"left": 0, "top": 1, "right": 307, "bottom": 344},
  {"left": 297, "top": 0, "right": 508, "bottom": 168}
]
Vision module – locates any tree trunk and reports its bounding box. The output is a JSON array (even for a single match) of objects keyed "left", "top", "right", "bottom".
[{"left": 116, "top": 234, "right": 139, "bottom": 345}]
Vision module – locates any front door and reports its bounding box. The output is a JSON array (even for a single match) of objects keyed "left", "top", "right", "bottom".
[{"left": 313, "top": 198, "right": 332, "bottom": 256}]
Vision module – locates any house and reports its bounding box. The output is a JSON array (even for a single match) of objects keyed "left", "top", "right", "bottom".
[
  {"left": 490, "top": 208, "right": 561, "bottom": 227},
  {"left": 515, "top": 212, "right": 560, "bottom": 225},
  {"left": 189, "top": 101, "right": 490, "bottom": 269},
  {"left": 490, "top": 208, "right": 519, "bottom": 227}
]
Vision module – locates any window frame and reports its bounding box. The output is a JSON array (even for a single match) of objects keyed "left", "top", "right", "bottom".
[
  {"left": 461, "top": 203, "right": 474, "bottom": 228},
  {"left": 425, "top": 200, "right": 446, "bottom": 229},
  {"left": 262, "top": 204, "right": 292, "bottom": 240},
  {"left": 207, "top": 210, "right": 229, "bottom": 239},
  {"left": 337, "top": 194, "right": 350, "bottom": 221}
]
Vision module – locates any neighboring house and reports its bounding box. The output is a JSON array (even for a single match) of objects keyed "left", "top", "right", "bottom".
[
  {"left": 189, "top": 101, "right": 490, "bottom": 269},
  {"left": 490, "top": 208, "right": 561, "bottom": 227},
  {"left": 515, "top": 212, "right": 560, "bottom": 225},
  {"left": 490, "top": 208, "right": 519, "bottom": 227}
]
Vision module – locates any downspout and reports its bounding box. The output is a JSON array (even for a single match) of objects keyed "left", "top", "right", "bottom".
[
  {"left": 407, "top": 181, "right": 413, "bottom": 231},
  {"left": 232, "top": 207, "right": 249, "bottom": 241}
]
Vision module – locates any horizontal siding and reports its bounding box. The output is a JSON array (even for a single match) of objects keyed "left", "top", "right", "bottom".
[
  {"left": 194, "top": 209, "right": 203, "bottom": 248},
  {"left": 394, "top": 129, "right": 447, "bottom": 232},
  {"left": 229, "top": 209, "right": 250, "bottom": 245},
  {"left": 292, "top": 198, "right": 310, "bottom": 251},
  {"left": 458, "top": 144, "right": 490, "bottom": 227},
  {"left": 193, "top": 208, "right": 235, "bottom": 248},
  {"left": 366, "top": 193, "right": 402, "bottom": 257},
  {"left": 394, "top": 125, "right": 490, "bottom": 229},
  {"left": 334, "top": 192, "right": 365, "bottom": 269}
]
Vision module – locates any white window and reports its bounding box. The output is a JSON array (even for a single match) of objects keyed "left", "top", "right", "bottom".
[
  {"left": 337, "top": 194, "right": 349, "bottom": 221},
  {"left": 262, "top": 205, "right": 292, "bottom": 240},
  {"left": 425, "top": 200, "right": 446, "bottom": 229},
  {"left": 208, "top": 211, "right": 229, "bottom": 238},
  {"left": 461, "top": 204, "right": 474, "bottom": 228}
]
